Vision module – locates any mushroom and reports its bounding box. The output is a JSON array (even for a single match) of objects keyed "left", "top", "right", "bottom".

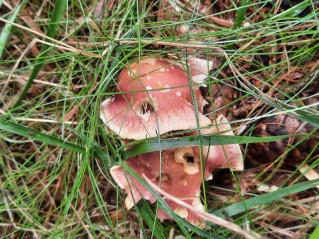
[
  {"left": 184, "top": 56, "right": 215, "bottom": 84},
  {"left": 100, "top": 57, "right": 213, "bottom": 140},
  {"left": 101, "top": 56, "right": 243, "bottom": 227},
  {"left": 109, "top": 116, "right": 243, "bottom": 227},
  {"left": 110, "top": 149, "right": 205, "bottom": 227},
  {"left": 192, "top": 115, "right": 244, "bottom": 180}
]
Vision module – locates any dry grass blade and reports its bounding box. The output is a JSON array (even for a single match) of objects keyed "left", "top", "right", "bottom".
[
  {"left": 299, "top": 165, "right": 319, "bottom": 189},
  {"left": 142, "top": 174, "right": 261, "bottom": 239},
  {"left": 1, "top": 1, "right": 318, "bottom": 238},
  {"left": 0, "top": 17, "right": 102, "bottom": 58}
]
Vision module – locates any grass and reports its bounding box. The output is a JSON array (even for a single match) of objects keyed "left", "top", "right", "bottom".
[{"left": 1, "top": 0, "right": 319, "bottom": 238}]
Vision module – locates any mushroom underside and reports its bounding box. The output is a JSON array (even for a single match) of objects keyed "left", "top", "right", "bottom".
[
  {"left": 101, "top": 94, "right": 212, "bottom": 140},
  {"left": 100, "top": 57, "right": 214, "bottom": 140}
]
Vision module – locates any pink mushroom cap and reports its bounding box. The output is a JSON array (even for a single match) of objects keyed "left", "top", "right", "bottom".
[
  {"left": 100, "top": 57, "right": 212, "bottom": 140},
  {"left": 110, "top": 149, "right": 205, "bottom": 227},
  {"left": 110, "top": 115, "right": 243, "bottom": 227},
  {"left": 192, "top": 115, "right": 244, "bottom": 180}
]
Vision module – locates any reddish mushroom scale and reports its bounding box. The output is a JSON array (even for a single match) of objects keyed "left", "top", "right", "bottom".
[{"left": 100, "top": 57, "right": 211, "bottom": 140}]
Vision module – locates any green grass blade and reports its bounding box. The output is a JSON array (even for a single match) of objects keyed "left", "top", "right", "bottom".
[
  {"left": 121, "top": 162, "right": 225, "bottom": 239},
  {"left": 269, "top": 0, "right": 311, "bottom": 19},
  {"left": 120, "top": 161, "right": 191, "bottom": 237},
  {"left": 233, "top": 0, "right": 250, "bottom": 29},
  {"left": 213, "top": 178, "right": 319, "bottom": 218},
  {"left": 12, "top": 0, "right": 67, "bottom": 108},
  {"left": 123, "top": 134, "right": 294, "bottom": 159},
  {"left": 250, "top": 90, "right": 319, "bottom": 128},
  {"left": 233, "top": 67, "right": 319, "bottom": 127},
  {"left": 309, "top": 224, "right": 319, "bottom": 239},
  {"left": 0, "top": 119, "right": 85, "bottom": 154},
  {"left": 136, "top": 201, "right": 167, "bottom": 239},
  {"left": 46, "top": 1, "right": 68, "bottom": 37},
  {"left": 0, "top": 3, "right": 23, "bottom": 58}
]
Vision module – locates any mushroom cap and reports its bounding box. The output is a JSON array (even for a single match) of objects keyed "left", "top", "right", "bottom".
[
  {"left": 100, "top": 57, "right": 212, "bottom": 140},
  {"left": 185, "top": 57, "right": 215, "bottom": 84},
  {"left": 109, "top": 116, "right": 243, "bottom": 227},
  {"left": 117, "top": 58, "right": 192, "bottom": 99},
  {"left": 110, "top": 149, "right": 205, "bottom": 227},
  {"left": 193, "top": 115, "right": 244, "bottom": 179}
]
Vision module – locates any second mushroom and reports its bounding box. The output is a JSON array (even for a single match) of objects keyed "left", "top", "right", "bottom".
[{"left": 100, "top": 57, "right": 243, "bottom": 227}]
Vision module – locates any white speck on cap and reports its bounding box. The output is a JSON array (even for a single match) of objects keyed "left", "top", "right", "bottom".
[
  {"left": 162, "top": 85, "right": 171, "bottom": 93},
  {"left": 127, "top": 68, "right": 137, "bottom": 77},
  {"left": 147, "top": 58, "right": 157, "bottom": 65},
  {"left": 174, "top": 207, "right": 188, "bottom": 219},
  {"left": 182, "top": 179, "right": 188, "bottom": 186}
]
